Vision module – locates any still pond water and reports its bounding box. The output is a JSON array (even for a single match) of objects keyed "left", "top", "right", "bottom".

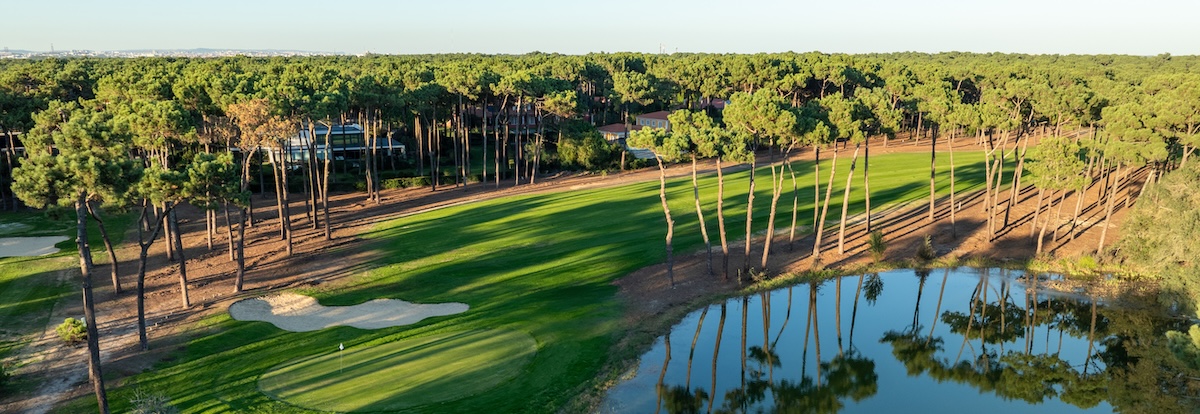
[{"left": 602, "top": 268, "right": 1198, "bottom": 413}]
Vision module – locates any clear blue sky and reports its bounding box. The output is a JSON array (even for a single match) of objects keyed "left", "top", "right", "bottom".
[{"left": 5, "top": 0, "right": 1198, "bottom": 55}]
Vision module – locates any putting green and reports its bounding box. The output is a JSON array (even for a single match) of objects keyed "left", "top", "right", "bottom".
[{"left": 258, "top": 329, "right": 538, "bottom": 412}]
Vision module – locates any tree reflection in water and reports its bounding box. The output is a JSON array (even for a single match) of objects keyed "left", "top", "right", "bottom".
[{"left": 614, "top": 269, "right": 1200, "bottom": 413}]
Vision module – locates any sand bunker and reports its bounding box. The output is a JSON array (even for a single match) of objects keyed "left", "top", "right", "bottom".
[
  {"left": 228, "top": 293, "right": 469, "bottom": 332},
  {"left": 0, "top": 236, "right": 67, "bottom": 258}
]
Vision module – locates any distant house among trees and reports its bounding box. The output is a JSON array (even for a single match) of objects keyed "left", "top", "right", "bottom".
[
  {"left": 473, "top": 103, "right": 541, "bottom": 134},
  {"left": 597, "top": 110, "right": 681, "bottom": 160},
  {"left": 635, "top": 110, "right": 673, "bottom": 131},
  {"left": 598, "top": 123, "right": 642, "bottom": 141},
  {"left": 270, "top": 123, "right": 405, "bottom": 165}
]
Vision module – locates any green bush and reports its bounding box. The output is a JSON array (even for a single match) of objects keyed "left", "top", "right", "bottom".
[
  {"left": 56, "top": 318, "right": 86, "bottom": 343},
  {"left": 130, "top": 389, "right": 179, "bottom": 414},
  {"left": 381, "top": 176, "right": 431, "bottom": 190},
  {"left": 381, "top": 178, "right": 402, "bottom": 190},
  {"left": 916, "top": 235, "right": 936, "bottom": 262},
  {"left": 558, "top": 130, "right": 618, "bottom": 171},
  {"left": 1074, "top": 255, "right": 1099, "bottom": 272},
  {"left": 868, "top": 230, "right": 887, "bottom": 264},
  {"left": 1112, "top": 161, "right": 1200, "bottom": 304}
]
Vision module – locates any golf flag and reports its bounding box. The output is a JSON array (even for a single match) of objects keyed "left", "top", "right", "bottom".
[{"left": 339, "top": 343, "right": 344, "bottom": 351}]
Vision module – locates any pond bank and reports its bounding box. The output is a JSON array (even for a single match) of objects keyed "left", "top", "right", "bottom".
[{"left": 574, "top": 217, "right": 1152, "bottom": 413}]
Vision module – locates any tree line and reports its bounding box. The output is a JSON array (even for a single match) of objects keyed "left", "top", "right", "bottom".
[{"left": 2, "top": 51, "right": 1199, "bottom": 413}]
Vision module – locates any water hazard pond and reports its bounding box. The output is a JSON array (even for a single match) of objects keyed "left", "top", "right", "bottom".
[{"left": 602, "top": 268, "right": 1200, "bottom": 413}]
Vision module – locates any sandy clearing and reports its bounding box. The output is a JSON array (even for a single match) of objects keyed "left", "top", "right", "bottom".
[
  {"left": 228, "top": 293, "right": 468, "bottom": 332},
  {"left": 0, "top": 236, "right": 67, "bottom": 258}
]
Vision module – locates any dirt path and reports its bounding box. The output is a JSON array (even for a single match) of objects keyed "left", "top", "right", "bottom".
[
  {"left": 4, "top": 270, "right": 87, "bottom": 414},
  {"left": 3, "top": 131, "right": 1133, "bottom": 412}
]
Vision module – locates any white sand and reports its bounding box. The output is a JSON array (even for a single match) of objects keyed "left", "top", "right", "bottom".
[
  {"left": 0, "top": 236, "right": 67, "bottom": 258},
  {"left": 228, "top": 293, "right": 469, "bottom": 332}
]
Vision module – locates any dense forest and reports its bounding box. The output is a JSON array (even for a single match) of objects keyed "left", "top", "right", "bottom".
[{"left": 3, "top": 52, "right": 1200, "bottom": 412}]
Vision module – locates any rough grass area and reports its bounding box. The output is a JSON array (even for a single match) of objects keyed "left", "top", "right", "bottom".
[
  {"left": 259, "top": 329, "right": 537, "bottom": 412},
  {"left": 79, "top": 151, "right": 1003, "bottom": 413},
  {"left": 0, "top": 210, "right": 133, "bottom": 400},
  {"left": 0, "top": 210, "right": 134, "bottom": 337}
]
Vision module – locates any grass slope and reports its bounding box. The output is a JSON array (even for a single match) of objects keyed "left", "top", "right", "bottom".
[
  {"left": 87, "top": 150, "right": 1006, "bottom": 413},
  {"left": 0, "top": 210, "right": 133, "bottom": 396}
]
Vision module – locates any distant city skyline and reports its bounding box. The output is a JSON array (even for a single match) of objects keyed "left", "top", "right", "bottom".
[{"left": 5, "top": 0, "right": 1200, "bottom": 56}]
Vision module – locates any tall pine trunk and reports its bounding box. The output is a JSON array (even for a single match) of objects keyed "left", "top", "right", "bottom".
[
  {"left": 812, "top": 145, "right": 840, "bottom": 260},
  {"left": 322, "top": 124, "right": 333, "bottom": 240},
  {"left": 1052, "top": 187, "right": 1068, "bottom": 242},
  {"left": 1098, "top": 164, "right": 1124, "bottom": 252},
  {"left": 929, "top": 132, "right": 936, "bottom": 222},
  {"left": 75, "top": 197, "right": 109, "bottom": 414},
  {"left": 989, "top": 136, "right": 1009, "bottom": 239},
  {"left": 280, "top": 147, "right": 293, "bottom": 257},
  {"left": 162, "top": 203, "right": 174, "bottom": 261},
  {"left": 169, "top": 206, "right": 189, "bottom": 308},
  {"left": 136, "top": 205, "right": 150, "bottom": 350},
  {"left": 983, "top": 146, "right": 994, "bottom": 238},
  {"left": 837, "top": 144, "right": 861, "bottom": 254},
  {"left": 947, "top": 135, "right": 956, "bottom": 238},
  {"left": 307, "top": 125, "right": 320, "bottom": 229},
  {"left": 481, "top": 102, "right": 488, "bottom": 184},
  {"left": 743, "top": 156, "right": 756, "bottom": 278},
  {"left": 224, "top": 203, "right": 234, "bottom": 261},
  {"left": 134, "top": 201, "right": 167, "bottom": 350},
  {"left": 1003, "top": 136, "right": 1030, "bottom": 227},
  {"left": 1069, "top": 184, "right": 1086, "bottom": 241},
  {"left": 716, "top": 158, "right": 729, "bottom": 280},
  {"left": 655, "top": 155, "right": 675, "bottom": 287},
  {"left": 415, "top": 115, "right": 425, "bottom": 177},
  {"left": 760, "top": 163, "right": 786, "bottom": 270},
  {"left": 235, "top": 207, "right": 247, "bottom": 293},
  {"left": 812, "top": 147, "right": 821, "bottom": 243},
  {"left": 272, "top": 150, "right": 286, "bottom": 240},
  {"left": 1036, "top": 190, "right": 1055, "bottom": 254},
  {"left": 788, "top": 161, "right": 799, "bottom": 247},
  {"left": 1029, "top": 187, "right": 1046, "bottom": 239},
  {"left": 691, "top": 155, "right": 713, "bottom": 275},
  {"left": 86, "top": 202, "right": 120, "bottom": 294},
  {"left": 514, "top": 97, "right": 523, "bottom": 186},
  {"left": 864, "top": 140, "right": 872, "bottom": 233}
]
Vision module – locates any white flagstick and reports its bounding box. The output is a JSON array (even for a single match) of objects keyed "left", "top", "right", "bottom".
[{"left": 339, "top": 343, "right": 344, "bottom": 373}]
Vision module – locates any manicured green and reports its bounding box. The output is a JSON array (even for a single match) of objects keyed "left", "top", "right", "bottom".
[
  {"left": 77, "top": 150, "right": 1011, "bottom": 413},
  {"left": 260, "top": 329, "right": 537, "bottom": 412}
]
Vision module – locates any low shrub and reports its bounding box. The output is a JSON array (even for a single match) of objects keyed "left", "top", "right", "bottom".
[
  {"left": 868, "top": 230, "right": 887, "bottom": 264},
  {"left": 1074, "top": 254, "right": 1099, "bottom": 273},
  {"left": 916, "top": 235, "right": 936, "bottom": 262},
  {"left": 130, "top": 389, "right": 179, "bottom": 414},
  {"left": 381, "top": 176, "right": 431, "bottom": 190},
  {"left": 56, "top": 318, "right": 86, "bottom": 344}
]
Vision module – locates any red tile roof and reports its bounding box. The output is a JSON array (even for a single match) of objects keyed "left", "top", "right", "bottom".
[{"left": 637, "top": 110, "right": 673, "bottom": 120}]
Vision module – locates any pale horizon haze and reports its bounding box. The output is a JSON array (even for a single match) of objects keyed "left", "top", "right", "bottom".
[{"left": 4, "top": 0, "right": 1198, "bottom": 55}]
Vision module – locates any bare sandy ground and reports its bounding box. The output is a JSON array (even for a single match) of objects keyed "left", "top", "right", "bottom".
[
  {"left": 0, "top": 236, "right": 66, "bottom": 257},
  {"left": 228, "top": 293, "right": 469, "bottom": 332}
]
